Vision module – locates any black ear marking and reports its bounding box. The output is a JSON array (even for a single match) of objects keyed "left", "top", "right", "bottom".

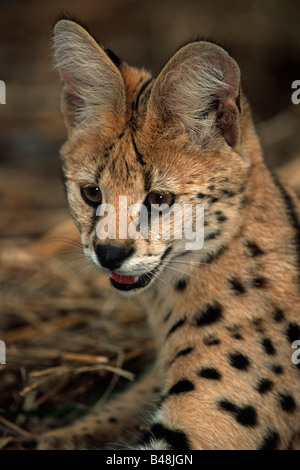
[
  {"left": 105, "top": 48, "right": 121, "bottom": 68},
  {"left": 53, "top": 12, "right": 92, "bottom": 33},
  {"left": 54, "top": 15, "right": 122, "bottom": 68}
]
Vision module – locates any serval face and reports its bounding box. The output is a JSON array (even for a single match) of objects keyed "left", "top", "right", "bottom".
[{"left": 55, "top": 20, "right": 250, "bottom": 293}]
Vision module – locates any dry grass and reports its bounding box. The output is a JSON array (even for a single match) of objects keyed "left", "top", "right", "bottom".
[{"left": 0, "top": 185, "right": 154, "bottom": 449}]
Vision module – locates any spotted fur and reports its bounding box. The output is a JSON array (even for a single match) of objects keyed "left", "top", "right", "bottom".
[{"left": 38, "top": 19, "right": 300, "bottom": 450}]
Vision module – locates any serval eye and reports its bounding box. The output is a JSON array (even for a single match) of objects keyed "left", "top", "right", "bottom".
[
  {"left": 145, "top": 192, "right": 175, "bottom": 213},
  {"left": 80, "top": 186, "right": 102, "bottom": 207}
]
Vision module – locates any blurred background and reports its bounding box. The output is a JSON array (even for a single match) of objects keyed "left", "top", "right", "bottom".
[{"left": 0, "top": 0, "right": 300, "bottom": 449}]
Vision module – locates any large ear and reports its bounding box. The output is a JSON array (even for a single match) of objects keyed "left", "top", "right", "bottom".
[
  {"left": 148, "top": 42, "right": 241, "bottom": 147},
  {"left": 53, "top": 20, "right": 125, "bottom": 130}
]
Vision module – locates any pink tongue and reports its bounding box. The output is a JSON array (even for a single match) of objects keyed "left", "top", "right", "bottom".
[{"left": 111, "top": 272, "right": 136, "bottom": 284}]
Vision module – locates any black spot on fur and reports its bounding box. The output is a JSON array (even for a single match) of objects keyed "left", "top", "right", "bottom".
[
  {"left": 272, "top": 308, "right": 285, "bottom": 323},
  {"left": 144, "top": 423, "right": 190, "bottom": 450},
  {"left": 204, "top": 245, "right": 226, "bottom": 264},
  {"left": 228, "top": 277, "right": 246, "bottom": 294},
  {"left": 218, "top": 399, "right": 238, "bottom": 413},
  {"left": 205, "top": 230, "right": 221, "bottom": 240},
  {"left": 218, "top": 400, "right": 257, "bottom": 427},
  {"left": 251, "top": 277, "right": 267, "bottom": 288},
  {"left": 164, "top": 310, "right": 172, "bottom": 322},
  {"left": 208, "top": 184, "right": 215, "bottom": 190},
  {"left": 166, "top": 315, "right": 187, "bottom": 338},
  {"left": 198, "top": 367, "right": 221, "bottom": 380},
  {"left": 175, "top": 278, "right": 188, "bottom": 291},
  {"left": 197, "top": 192, "right": 206, "bottom": 199},
  {"left": 246, "top": 240, "right": 265, "bottom": 257},
  {"left": 232, "top": 332, "right": 244, "bottom": 340},
  {"left": 286, "top": 322, "right": 300, "bottom": 343},
  {"left": 255, "top": 378, "right": 274, "bottom": 394},
  {"left": 271, "top": 364, "right": 284, "bottom": 375},
  {"left": 174, "top": 346, "right": 194, "bottom": 360},
  {"left": 226, "top": 324, "right": 244, "bottom": 340},
  {"left": 210, "top": 196, "right": 219, "bottom": 203},
  {"left": 261, "top": 337, "right": 276, "bottom": 355},
  {"left": 217, "top": 215, "right": 227, "bottom": 223},
  {"left": 195, "top": 301, "right": 223, "bottom": 327},
  {"left": 278, "top": 392, "right": 296, "bottom": 413},
  {"left": 109, "top": 417, "right": 117, "bottom": 423},
  {"left": 240, "top": 195, "right": 250, "bottom": 207},
  {"left": 168, "top": 379, "right": 195, "bottom": 395},
  {"left": 222, "top": 189, "right": 235, "bottom": 197},
  {"left": 236, "top": 406, "right": 257, "bottom": 427},
  {"left": 237, "top": 184, "right": 245, "bottom": 194},
  {"left": 228, "top": 352, "right": 250, "bottom": 370},
  {"left": 252, "top": 317, "right": 265, "bottom": 333},
  {"left": 108, "top": 142, "right": 115, "bottom": 152},
  {"left": 203, "top": 335, "right": 221, "bottom": 346},
  {"left": 258, "top": 429, "right": 280, "bottom": 450}
]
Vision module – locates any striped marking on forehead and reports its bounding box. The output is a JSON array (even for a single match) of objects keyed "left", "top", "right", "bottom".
[
  {"left": 96, "top": 133, "right": 152, "bottom": 194},
  {"left": 134, "top": 77, "right": 154, "bottom": 113},
  {"left": 110, "top": 133, "right": 153, "bottom": 193}
]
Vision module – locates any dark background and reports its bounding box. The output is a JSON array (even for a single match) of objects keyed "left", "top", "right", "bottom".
[
  {"left": 0, "top": 0, "right": 300, "bottom": 449},
  {"left": 1, "top": 0, "right": 300, "bottom": 166}
]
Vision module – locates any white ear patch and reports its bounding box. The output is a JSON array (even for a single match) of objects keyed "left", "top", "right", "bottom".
[{"left": 53, "top": 20, "right": 125, "bottom": 129}]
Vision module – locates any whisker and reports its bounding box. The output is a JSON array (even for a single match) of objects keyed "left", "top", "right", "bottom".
[
  {"left": 58, "top": 250, "right": 85, "bottom": 257},
  {"left": 169, "top": 259, "right": 209, "bottom": 267},
  {"left": 160, "top": 263, "right": 201, "bottom": 282},
  {"left": 58, "top": 255, "right": 87, "bottom": 268},
  {"left": 45, "top": 236, "right": 82, "bottom": 247},
  {"left": 77, "top": 263, "right": 94, "bottom": 275}
]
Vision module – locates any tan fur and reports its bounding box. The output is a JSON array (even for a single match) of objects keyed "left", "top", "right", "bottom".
[{"left": 38, "top": 19, "right": 300, "bottom": 450}]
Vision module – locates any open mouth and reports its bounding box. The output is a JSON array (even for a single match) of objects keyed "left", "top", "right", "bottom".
[{"left": 110, "top": 269, "right": 157, "bottom": 291}]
